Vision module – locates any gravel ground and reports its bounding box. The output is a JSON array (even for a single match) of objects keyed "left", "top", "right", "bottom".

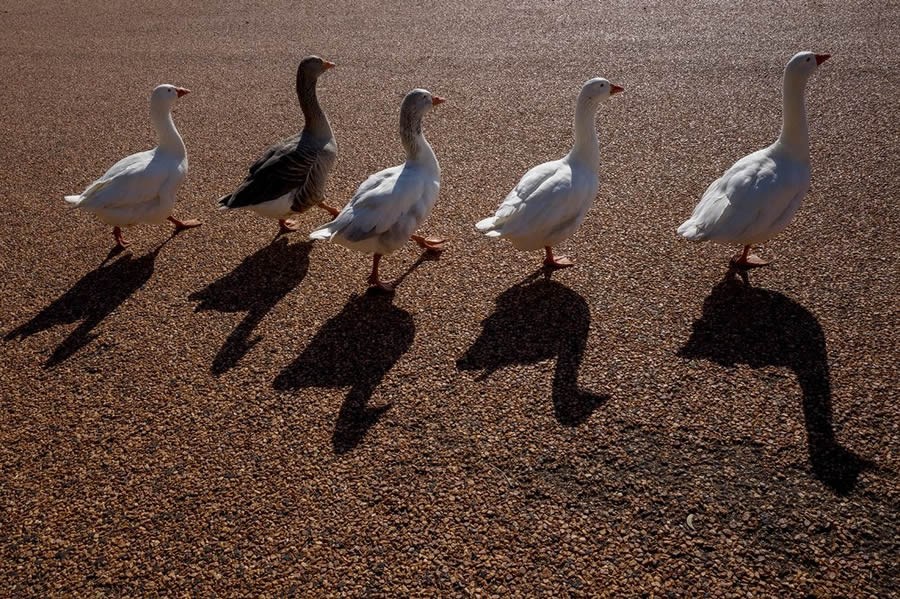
[{"left": 1, "top": 1, "right": 898, "bottom": 596}]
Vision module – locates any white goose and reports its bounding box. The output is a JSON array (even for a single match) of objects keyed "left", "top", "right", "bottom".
[
  {"left": 310, "top": 89, "right": 446, "bottom": 291},
  {"left": 65, "top": 84, "right": 200, "bottom": 248},
  {"left": 475, "top": 78, "right": 623, "bottom": 267},
  {"left": 677, "top": 51, "right": 831, "bottom": 267}
]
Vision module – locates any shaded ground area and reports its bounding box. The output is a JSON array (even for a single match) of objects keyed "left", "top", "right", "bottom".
[
  {"left": 190, "top": 238, "right": 313, "bottom": 375},
  {"left": 678, "top": 269, "right": 875, "bottom": 495},
  {"left": 457, "top": 274, "right": 609, "bottom": 426},
  {"left": 1, "top": 0, "right": 898, "bottom": 596},
  {"left": 273, "top": 290, "right": 415, "bottom": 454}
]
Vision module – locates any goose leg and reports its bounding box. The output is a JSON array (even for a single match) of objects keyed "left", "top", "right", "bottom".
[
  {"left": 544, "top": 246, "right": 574, "bottom": 268},
  {"left": 411, "top": 234, "right": 447, "bottom": 252},
  {"left": 278, "top": 219, "right": 300, "bottom": 234},
  {"left": 367, "top": 254, "right": 394, "bottom": 292},
  {"left": 318, "top": 202, "right": 341, "bottom": 217},
  {"left": 168, "top": 215, "right": 202, "bottom": 231},
  {"left": 731, "top": 245, "right": 769, "bottom": 268},
  {"left": 113, "top": 227, "right": 130, "bottom": 249}
]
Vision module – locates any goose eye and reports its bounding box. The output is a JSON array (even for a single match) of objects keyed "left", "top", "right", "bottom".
[{"left": 806, "top": 57, "right": 810, "bottom": 62}]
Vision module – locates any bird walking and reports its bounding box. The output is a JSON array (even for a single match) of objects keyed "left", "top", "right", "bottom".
[
  {"left": 217, "top": 56, "right": 340, "bottom": 235},
  {"left": 310, "top": 89, "right": 447, "bottom": 291},
  {"left": 475, "top": 77, "right": 623, "bottom": 268},
  {"left": 677, "top": 51, "right": 831, "bottom": 268},
  {"left": 64, "top": 84, "right": 200, "bottom": 249}
]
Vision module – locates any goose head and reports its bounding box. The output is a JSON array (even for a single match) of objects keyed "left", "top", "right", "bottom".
[
  {"left": 399, "top": 89, "right": 444, "bottom": 161},
  {"left": 151, "top": 84, "right": 190, "bottom": 111},
  {"left": 784, "top": 51, "right": 830, "bottom": 84},
  {"left": 297, "top": 55, "right": 336, "bottom": 84},
  {"left": 578, "top": 77, "right": 624, "bottom": 106},
  {"left": 400, "top": 88, "right": 445, "bottom": 123}
]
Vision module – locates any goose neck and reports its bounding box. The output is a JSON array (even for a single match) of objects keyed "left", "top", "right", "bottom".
[
  {"left": 400, "top": 113, "right": 438, "bottom": 172},
  {"left": 569, "top": 99, "right": 600, "bottom": 165},
  {"left": 775, "top": 76, "right": 810, "bottom": 161},
  {"left": 151, "top": 106, "right": 185, "bottom": 157},
  {"left": 297, "top": 76, "right": 332, "bottom": 139}
]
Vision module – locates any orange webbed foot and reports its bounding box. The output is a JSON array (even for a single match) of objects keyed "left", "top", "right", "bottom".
[
  {"left": 543, "top": 246, "right": 574, "bottom": 268},
  {"left": 168, "top": 216, "right": 202, "bottom": 231},
  {"left": 278, "top": 219, "right": 300, "bottom": 234},
  {"left": 411, "top": 234, "right": 447, "bottom": 252}
]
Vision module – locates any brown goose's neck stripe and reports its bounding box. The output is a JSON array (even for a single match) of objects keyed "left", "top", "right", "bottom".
[{"left": 296, "top": 69, "right": 329, "bottom": 137}]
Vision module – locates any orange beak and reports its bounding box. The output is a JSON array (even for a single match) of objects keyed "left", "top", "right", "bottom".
[
  {"left": 432, "top": 96, "right": 445, "bottom": 106},
  {"left": 176, "top": 88, "right": 190, "bottom": 98},
  {"left": 814, "top": 53, "right": 831, "bottom": 65},
  {"left": 610, "top": 84, "right": 625, "bottom": 95},
  {"left": 323, "top": 60, "right": 336, "bottom": 70}
]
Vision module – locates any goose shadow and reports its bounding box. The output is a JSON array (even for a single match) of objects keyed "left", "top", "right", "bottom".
[
  {"left": 456, "top": 275, "right": 609, "bottom": 426},
  {"left": 189, "top": 237, "right": 312, "bottom": 375},
  {"left": 4, "top": 244, "right": 163, "bottom": 368},
  {"left": 678, "top": 269, "right": 873, "bottom": 494},
  {"left": 272, "top": 291, "right": 415, "bottom": 454}
]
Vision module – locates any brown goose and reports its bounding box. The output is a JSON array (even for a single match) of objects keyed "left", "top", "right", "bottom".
[{"left": 218, "top": 56, "right": 339, "bottom": 234}]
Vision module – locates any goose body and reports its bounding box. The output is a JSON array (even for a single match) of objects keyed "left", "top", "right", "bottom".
[
  {"left": 311, "top": 89, "right": 446, "bottom": 290},
  {"left": 66, "top": 147, "right": 188, "bottom": 226},
  {"left": 314, "top": 160, "right": 440, "bottom": 255},
  {"left": 65, "top": 85, "right": 199, "bottom": 248},
  {"left": 218, "top": 56, "right": 339, "bottom": 233},
  {"left": 476, "top": 78, "right": 622, "bottom": 267},
  {"left": 478, "top": 157, "right": 599, "bottom": 252},
  {"left": 678, "top": 149, "right": 811, "bottom": 247},
  {"left": 677, "top": 51, "right": 831, "bottom": 267}
]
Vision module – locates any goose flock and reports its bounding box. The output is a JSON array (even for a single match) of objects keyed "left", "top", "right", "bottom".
[{"left": 65, "top": 51, "right": 830, "bottom": 288}]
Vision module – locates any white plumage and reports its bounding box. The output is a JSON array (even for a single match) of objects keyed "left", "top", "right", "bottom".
[
  {"left": 311, "top": 89, "right": 446, "bottom": 290},
  {"left": 677, "top": 150, "right": 810, "bottom": 246},
  {"left": 475, "top": 77, "right": 623, "bottom": 267},
  {"left": 677, "top": 51, "right": 831, "bottom": 267},
  {"left": 313, "top": 162, "right": 438, "bottom": 256},
  {"left": 476, "top": 158, "right": 598, "bottom": 250},
  {"left": 65, "top": 84, "right": 199, "bottom": 248},
  {"left": 64, "top": 149, "right": 186, "bottom": 226}
]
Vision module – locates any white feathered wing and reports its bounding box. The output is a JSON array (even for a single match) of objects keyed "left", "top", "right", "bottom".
[
  {"left": 476, "top": 159, "right": 598, "bottom": 251},
  {"left": 310, "top": 163, "right": 439, "bottom": 255},
  {"left": 65, "top": 149, "right": 186, "bottom": 226},
  {"left": 677, "top": 149, "right": 810, "bottom": 246}
]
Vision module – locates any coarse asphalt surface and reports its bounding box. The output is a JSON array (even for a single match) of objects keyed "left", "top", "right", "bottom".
[{"left": 1, "top": 1, "right": 898, "bottom": 596}]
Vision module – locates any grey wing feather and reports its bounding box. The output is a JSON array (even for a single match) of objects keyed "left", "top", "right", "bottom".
[
  {"left": 219, "top": 132, "right": 335, "bottom": 211},
  {"left": 245, "top": 133, "right": 300, "bottom": 176}
]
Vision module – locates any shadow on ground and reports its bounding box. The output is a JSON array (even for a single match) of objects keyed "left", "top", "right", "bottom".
[
  {"left": 273, "top": 290, "right": 415, "bottom": 454},
  {"left": 4, "top": 244, "right": 162, "bottom": 368},
  {"left": 189, "top": 238, "right": 312, "bottom": 375},
  {"left": 456, "top": 273, "right": 608, "bottom": 426},
  {"left": 678, "top": 269, "right": 874, "bottom": 494}
]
